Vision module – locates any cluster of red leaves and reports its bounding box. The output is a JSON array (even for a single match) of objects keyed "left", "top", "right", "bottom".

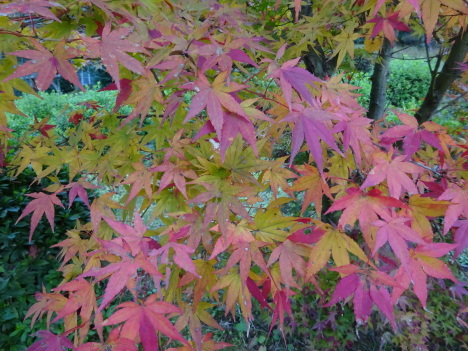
[{"left": 1, "top": 0, "right": 466, "bottom": 350}]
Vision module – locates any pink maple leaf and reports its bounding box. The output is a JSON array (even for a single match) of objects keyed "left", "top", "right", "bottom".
[{"left": 17, "top": 192, "right": 64, "bottom": 241}]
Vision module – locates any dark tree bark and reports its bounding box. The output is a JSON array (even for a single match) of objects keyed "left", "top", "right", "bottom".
[
  {"left": 367, "top": 38, "right": 392, "bottom": 120},
  {"left": 302, "top": 44, "right": 337, "bottom": 79},
  {"left": 415, "top": 30, "right": 468, "bottom": 123}
]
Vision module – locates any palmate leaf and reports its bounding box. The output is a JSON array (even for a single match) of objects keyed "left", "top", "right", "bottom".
[
  {"left": 283, "top": 103, "right": 342, "bottom": 173},
  {"left": 326, "top": 187, "right": 407, "bottom": 247},
  {"left": 16, "top": 191, "right": 64, "bottom": 241},
  {"left": 324, "top": 264, "right": 398, "bottom": 330},
  {"left": 102, "top": 294, "right": 187, "bottom": 351},
  {"left": 183, "top": 71, "right": 247, "bottom": 139},
  {"left": 305, "top": 223, "right": 370, "bottom": 278},
  {"left": 0, "top": 0, "right": 62, "bottom": 22},
  {"left": 360, "top": 151, "right": 423, "bottom": 199},
  {"left": 27, "top": 330, "right": 75, "bottom": 351},
  {"left": 84, "top": 23, "right": 148, "bottom": 90},
  {"left": 4, "top": 39, "right": 84, "bottom": 91},
  {"left": 391, "top": 243, "right": 458, "bottom": 307},
  {"left": 79, "top": 240, "right": 162, "bottom": 312},
  {"left": 267, "top": 55, "right": 321, "bottom": 110}
]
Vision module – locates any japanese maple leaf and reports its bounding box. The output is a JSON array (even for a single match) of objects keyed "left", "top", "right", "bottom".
[
  {"left": 151, "top": 160, "right": 197, "bottom": 199},
  {"left": 52, "top": 279, "right": 99, "bottom": 343},
  {"left": 380, "top": 112, "right": 442, "bottom": 159},
  {"left": 193, "top": 111, "right": 258, "bottom": 162},
  {"left": 453, "top": 220, "right": 468, "bottom": 258},
  {"left": 402, "top": 194, "right": 451, "bottom": 242},
  {"left": 120, "top": 162, "right": 155, "bottom": 205},
  {"left": 216, "top": 241, "right": 269, "bottom": 284},
  {"left": 188, "top": 182, "right": 251, "bottom": 235},
  {"left": 324, "top": 264, "right": 398, "bottom": 330},
  {"left": 331, "top": 27, "right": 362, "bottom": 69},
  {"left": 267, "top": 239, "right": 308, "bottom": 289},
  {"left": 210, "top": 269, "right": 252, "bottom": 320},
  {"left": 27, "top": 330, "right": 75, "bottom": 351},
  {"left": 0, "top": 0, "right": 62, "bottom": 22},
  {"left": 103, "top": 211, "right": 152, "bottom": 256},
  {"left": 17, "top": 191, "right": 64, "bottom": 241},
  {"left": 305, "top": 223, "right": 370, "bottom": 278},
  {"left": 66, "top": 180, "right": 99, "bottom": 209},
  {"left": 52, "top": 226, "right": 94, "bottom": 267},
  {"left": 391, "top": 243, "right": 458, "bottom": 307},
  {"left": 332, "top": 114, "right": 374, "bottom": 166},
  {"left": 166, "top": 333, "right": 232, "bottom": 351},
  {"left": 84, "top": 23, "right": 148, "bottom": 90},
  {"left": 102, "top": 294, "right": 187, "bottom": 351},
  {"left": 325, "top": 187, "right": 407, "bottom": 248},
  {"left": 99, "top": 78, "right": 133, "bottom": 113},
  {"left": 438, "top": 184, "right": 468, "bottom": 234},
  {"left": 246, "top": 276, "right": 272, "bottom": 310},
  {"left": 174, "top": 302, "right": 222, "bottom": 350},
  {"left": 4, "top": 39, "right": 84, "bottom": 91},
  {"left": 283, "top": 102, "right": 342, "bottom": 173},
  {"left": 268, "top": 56, "right": 322, "bottom": 110},
  {"left": 360, "top": 151, "right": 423, "bottom": 198},
  {"left": 209, "top": 221, "right": 255, "bottom": 259},
  {"left": 269, "top": 289, "right": 295, "bottom": 338},
  {"left": 183, "top": 71, "right": 247, "bottom": 139},
  {"left": 120, "top": 76, "right": 163, "bottom": 126},
  {"left": 190, "top": 36, "right": 258, "bottom": 73},
  {"left": 290, "top": 164, "right": 332, "bottom": 216},
  {"left": 77, "top": 330, "right": 137, "bottom": 351},
  {"left": 150, "top": 242, "right": 197, "bottom": 274},
  {"left": 368, "top": 12, "right": 410, "bottom": 44},
  {"left": 178, "top": 259, "right": 218, "bottom": 308},
  {"left": 372, "top": 216, "right": 425, "bottom": 275},
  {"left": 79, "top": 240, "right": 162, "bottom": 312}
]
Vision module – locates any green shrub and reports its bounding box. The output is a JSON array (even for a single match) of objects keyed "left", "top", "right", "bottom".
[
  {"left": 387, "top": 59, "right": 431, "bottom": 108},
  {"left": 7, "top": 85, "right": 123, "bottom": 138},
  {"left": 0, "top": 168, "right": 92, "bottom": 350}
]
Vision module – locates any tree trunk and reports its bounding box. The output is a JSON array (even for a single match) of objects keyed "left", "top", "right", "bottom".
[
  {"left": 415, "top": 30, "right": 468, "bottom": 123},
  {"left": 367, "top": 38, "right": 392, "bottom": 120}
]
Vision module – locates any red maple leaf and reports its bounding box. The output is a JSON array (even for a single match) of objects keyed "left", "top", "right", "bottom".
[
  {"left": 80, "top": 240, "right": 162, "bottom": 312},
  {"left": 4, "top": 39, "right": 84, "bottom": 91},
  {"left": 438, "top": 184, "right": 468, "bottom": 234},
  {"left": 372, "top": 216, "right": 425, "bottom": 275},
  {"left": 150, "top": 160, "right": 197, "bottom": 199},
  {"left": 193, "top": 111, "right": 258, "bottom": 161},
  {"left": 84, "top": 23, "right": 148, "bottom": 90},
  {"left": 368, "top": 12, "right": 410, "bottom": 44},
  {"left": 52, "top": 279, "right": 100, "bottom": 343},
  {"left": 269, "top": 289, "right": 295, "bottom": 338},
  {"left": 391, "top": 243, "right": 458, "bottom": 307},
  {"left": 283, "top": 102, "right": 342, "bottom": 172},
  {"left": 360, "top": 151, "right": 423, "bottom": 198},
  {"left": 102, "top": 294, "right": 187, "bottom": 351},
  {"left": 324, "top": 264, "right": 398, "bottom": 330},
  {"left": 380, "top": 112, "right": 442, "bottom": 159},
  {"left": 267, "top": 239, "right": 307, "bottom": 289},
  {"left": 0, "top": 0, "right": 62, "bottom": 22},
  {"left": 77, "top": 327, "right": 137, "bottom": 351},
  {"left": 183, "top": 71, "right": 247, "bottom": 138},
  {"left": 99, "top": 78, "right": 133, "bottom": 112},
  {"left": 27, "top": 330, "right": 75, "bottom": 351},
  {"left": 17, "top": 191, "right": 64, "bottom": 241},
  {"left": 268, "top": 56, "right": 322, "bottom": 110},
  {"left": 332, "top": 114, "right": 374, "bottom": 166},
  {"left": 325, "top": 187, "right": 407, "bottom": 247}
]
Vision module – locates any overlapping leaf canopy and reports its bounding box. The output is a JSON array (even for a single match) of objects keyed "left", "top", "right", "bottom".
[{"left": 0, "top": 0, "right": 466, "bottom": 350}]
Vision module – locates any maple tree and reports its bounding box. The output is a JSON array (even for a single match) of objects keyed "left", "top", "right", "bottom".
[{"left": 0, "top": 0, "right": 467, "bottom": 350}]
